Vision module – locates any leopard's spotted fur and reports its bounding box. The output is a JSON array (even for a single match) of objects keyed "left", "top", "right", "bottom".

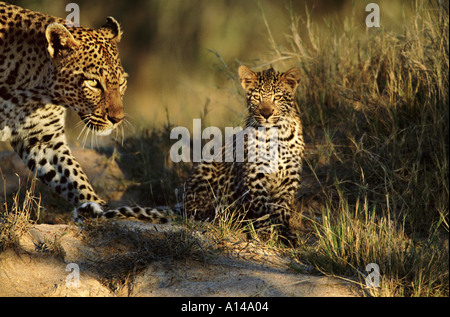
[
  {"left": 184, "top": 66, "right": 304, "bottom": 240},
  {"left": 0, "top": 2, "right": 170, "bottom": 222}
]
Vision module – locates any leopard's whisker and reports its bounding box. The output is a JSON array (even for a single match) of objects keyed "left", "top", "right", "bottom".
[
  {"left": 122, "top": 117, "right": 134, "bottom": 134},
  {"left": 113, "top": 126, "right": 124, "bottom": 147},
  {"left": 75, "top": 120, "right": 85, "bottom": 129},
  {"left": 96, "top": 131, "right": 100, "bottom": 148},
  {"left": 90, "top": 126, "right": 96, "bottom": 149},
  {"left": 122, "top": 117, "right": 132, "bottom": 128},
  {"left": 123, "top": 112, "right": 134, "bottom": 121},
  {"left": 82, "top": 126, "right": 91, "bottom": 149},
  {"left": 93, "top": 129, "right": 97, "bottom": 149},
  {"left": 122, "top": 124, "right": 125, "bottom": 142},
  {"left": 77, "top": 124, "right": 88, "bottom": 142}
]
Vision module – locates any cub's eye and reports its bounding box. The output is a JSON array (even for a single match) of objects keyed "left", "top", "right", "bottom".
[{"left": 85, "top": 79, "right": 102, "bottom": 90}]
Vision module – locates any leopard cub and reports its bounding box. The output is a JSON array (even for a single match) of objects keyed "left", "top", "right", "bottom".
[{"left": 184, "top": 66, "right": 304, "bottom": 240}]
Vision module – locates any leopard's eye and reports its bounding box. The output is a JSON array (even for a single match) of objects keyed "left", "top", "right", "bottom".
[
  {"left": 119, "top": 74, "right": 128, "bottom": 86},
  {"left": 252, "top": 94, "right": 261, "bottom": 101},
  {"left": 85, "top": 79, "right": 102, "bottom": 91},
  {"left": 274, "top": 94, "right": 282, "bottom": 101}
]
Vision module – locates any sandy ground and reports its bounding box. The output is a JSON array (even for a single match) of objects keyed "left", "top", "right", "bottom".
[
  {"left": 0, "top": 149, "right": 361, "bottom": 297},
  {"left": 0, "top": 222, "right": 360, "bottom": 297}
]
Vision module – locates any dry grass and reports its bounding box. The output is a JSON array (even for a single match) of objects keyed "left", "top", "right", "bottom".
[{"left": 0, "top": 173, "right": 41, "bottom": 252}]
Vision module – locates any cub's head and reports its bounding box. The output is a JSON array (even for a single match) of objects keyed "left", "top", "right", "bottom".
[
  {"left": 45, "top": 17, "right": 127, "bottom": 136},
  {"left": 238, "top": 66, "right": 301, "bottom": 128}
]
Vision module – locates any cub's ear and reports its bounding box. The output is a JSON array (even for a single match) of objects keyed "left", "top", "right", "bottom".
[
  {"left": 281, "top": 67, "right": 301, "bottom": 91},
  {"left": 238, "top": 65, "right": 257, "bottom": 92},
  {"left": 45, "top": 23, "right": 80, "bottom": 59},
  {"left": 99, "top": 17, "right": 122, "bottom": 43}
]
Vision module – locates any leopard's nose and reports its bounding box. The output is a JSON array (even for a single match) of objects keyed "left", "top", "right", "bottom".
[
  {"left": 260, "top": 102, "right": 275, "bottom": 119},
  {"left": 261, "top": 108, "right": 274, "bottom": 119},
  {"left": 108, "top": 114, "right": 123, "bottom": 125},
  {"left": 106, "top": 104, "right": 124, "bottom": 125},
  {"left": 106, "top": 91, "right": 124, "bottom": 125}
]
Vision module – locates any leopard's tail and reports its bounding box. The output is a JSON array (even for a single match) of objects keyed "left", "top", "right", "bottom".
[
  {"left": 102, "top": 206, "right": 175, "bottom": 223},
  {"left": 74, "top": 202, "right": 181, "bottom": 223}
]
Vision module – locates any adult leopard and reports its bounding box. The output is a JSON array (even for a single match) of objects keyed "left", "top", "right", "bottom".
[
  {"left": 0, "top": 2, "right": 169, "bottom": 222},
  {"left": 184, "top": 66, "right": 304, "bottom": 241}
]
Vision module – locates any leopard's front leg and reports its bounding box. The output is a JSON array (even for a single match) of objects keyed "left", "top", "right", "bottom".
[
  {"left": 242, "top": 165, "right": 299, "bottom": 241},
  {"left": 11, "top": 107, "right": 105, "bottom": 220}
]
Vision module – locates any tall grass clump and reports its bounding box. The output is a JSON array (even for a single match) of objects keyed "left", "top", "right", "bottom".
[
  {"left": 258, "top": 1, "right": 448, "bottom": 296},
  {"left": 0, "top": 174, "right": 41, "bottom": 252}
]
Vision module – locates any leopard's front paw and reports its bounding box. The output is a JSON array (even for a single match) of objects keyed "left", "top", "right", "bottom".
[{"left": 73, "top": 202, "right": 104, "bottom": 223}]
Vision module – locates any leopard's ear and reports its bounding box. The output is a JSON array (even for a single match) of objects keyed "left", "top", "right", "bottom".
[
  {"left": 99, "top": 17, "right": 122, "bottom": 43},
  {"left": 281, "top": 67, "right": 301, "bottom": 91},
  {"left": 45, "top": 23, "right": 80, "bottom": 59},
  {"left": 238, "top": 65, "right": 257, "bottom": 92}
]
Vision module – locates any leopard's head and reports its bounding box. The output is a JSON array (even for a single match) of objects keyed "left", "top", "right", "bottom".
[
  {"left": 238, "top": 66, "right": 301, "bottom": 128},
  {"left": 45, "top": 17, "right": 127, "bottom": 136}
]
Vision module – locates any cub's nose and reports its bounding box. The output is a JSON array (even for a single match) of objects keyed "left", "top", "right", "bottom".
[
  {"left": 260, "top": 107, "right": 274, "bottom": 119},
  {"left": 260, "top": 101, "right": 275, "bottom": 119}
]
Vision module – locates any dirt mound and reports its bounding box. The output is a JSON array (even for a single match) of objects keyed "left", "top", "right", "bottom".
[
  {"left": 0, "top": 149, "right": 361, "bottom": 297},
  {"left": 0, "top": 222, "right": 360, "bottom": 297}
]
